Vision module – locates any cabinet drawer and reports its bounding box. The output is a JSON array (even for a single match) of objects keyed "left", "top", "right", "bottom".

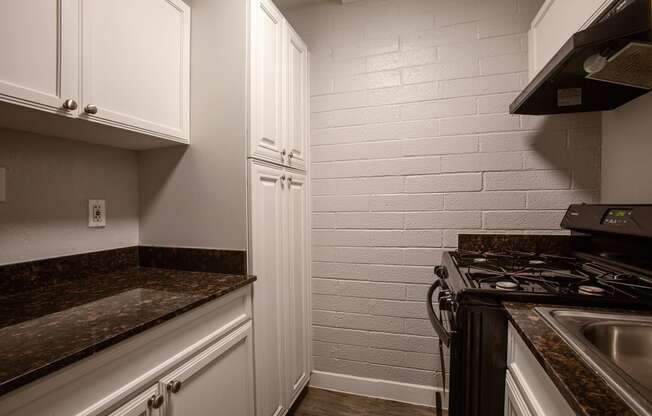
[{"left": 507, "top": 323, "right": 575, "bottom": 416}]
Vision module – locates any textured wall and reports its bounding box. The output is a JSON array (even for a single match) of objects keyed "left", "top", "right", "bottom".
[
  {"left": 139, "top": 0, "right": 248, "bottom": 251},
  {"left": 284, "top": 0, "right": 601, "bottom": 392},
  {"left": 0, "top": 129, "right": 139, "bottom": 265},
  {"left": 602, "top": 93, "right": 652, "bottom": 204}
]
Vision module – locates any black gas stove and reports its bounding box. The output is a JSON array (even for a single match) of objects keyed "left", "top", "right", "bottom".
[
  {"left": 428, "top": 204, "right": 652, "bottom": 416},
  {"left": 452, "top": 249, "right": 652, "bottom": 299}
]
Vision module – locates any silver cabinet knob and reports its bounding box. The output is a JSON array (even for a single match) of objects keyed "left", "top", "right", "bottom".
[
  {"left": 287, "top": 176, "right": 293, "bottom": 184},
  {"left": 167, "top": 380, "right": 182, "bottom": 393},
  {"left": 147, "top": 394, "right": 164, "bottom": 409},
  {"left": 288, "top": 151, "right": 294, "bottom": 159},
  {"left": 62, "top": 99, "right": 78, "bottom": 111},
  {"left": 84, "top": 104, "right": 98, "bottom": 115},
  {"left": 281, "top": 149, "right": 287, "bottom": 159},
  {"left": 280, "top": 175, "right": 286, "bottom": 182}
]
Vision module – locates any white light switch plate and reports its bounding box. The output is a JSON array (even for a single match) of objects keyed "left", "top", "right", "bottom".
[
  {"left": 0, "top": 168, "right": 6, "bottom": 202},
  {"left": 88, "top": 199, "right": 106, "bottom": 227}
]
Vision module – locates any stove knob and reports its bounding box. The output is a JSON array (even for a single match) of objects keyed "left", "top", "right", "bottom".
[
  {"left": 439, "top": 292, "right": 453, "bottom": 311},
  {"left": 434, "top": 266, "right": 448, "bottom": 279}
]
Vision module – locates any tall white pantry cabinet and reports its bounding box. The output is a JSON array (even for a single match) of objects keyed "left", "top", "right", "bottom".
[{"left": 248, "top": 1, "right": 311, "bottom": 416}]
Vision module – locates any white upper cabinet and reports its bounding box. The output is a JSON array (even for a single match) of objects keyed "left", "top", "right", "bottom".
[
  {"left": 0, "top": 0, "right": 78, "bottom": 115},
  {"left": 80, "top": 0, "right": 190, "bottom": 142},
  {"left": 0, "top": 0, "right": 190, "bottom": 149},
  {"left": 250, "top": 0, "right": 309, "bottom": 171},
  {"left": 528, "top": 0, "right": 612, "bottom": 80},
  {"left": 250, "top": 0, "right": 285, "bottom": 165},
  {"left": 285, "top": 28, "right": 308, "bottom": 171}
]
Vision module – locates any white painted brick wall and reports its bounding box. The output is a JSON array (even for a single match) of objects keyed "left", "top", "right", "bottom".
[{"left": 284, "top": 0, "right": 600, "bottom": 389}]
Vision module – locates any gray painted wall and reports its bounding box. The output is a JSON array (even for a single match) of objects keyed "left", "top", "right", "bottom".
[
  {"left": 139, "top": 0, "right": 248, "bottom": 250},
  {"left": 1, "top": 0, "right": 249, "bottom": 266},
  {"left": 0, "top": 129, "right": 139, "bottom": 265},
  {"left": 602, "top": 93, "right": 652, "bottom": 204}
]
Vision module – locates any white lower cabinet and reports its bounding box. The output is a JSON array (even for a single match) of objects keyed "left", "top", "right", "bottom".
[
  {"left": 0, "top": 288, "right": 254, "bottom": 416},
  {"left": 250, "top": 161, "right": 286, "bottom": 416},
  {"left": 504, "top": 371, "right": 532, "bottom": 416},
  {"left": 249, "top": 160, "right": 311, "bottom": 416},
  {"left": 505, "top": 323, "right": 575, "bottom": 416},
  {"left": 284, "top": 172, "right": 310, "bottom": 404},
  {"left": 160, "top": 323, "right": 254, "bottom": 416},
  {"left": 106, "top": 323, "right": 254, "bottom": 416}
]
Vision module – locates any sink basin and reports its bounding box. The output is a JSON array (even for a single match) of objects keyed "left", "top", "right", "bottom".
[
  {"left": 584, "top": 322, "right": 652, "bottom": 394},
  {"left": 536, "top": 308, "right": 652, "bottom": 415}
]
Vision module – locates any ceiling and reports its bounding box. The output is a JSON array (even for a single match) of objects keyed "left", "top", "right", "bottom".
[
  {"left": 273, "top": 0, "right": 326, "bottom": 10},
  {"left": 274, "top": 0, "right": 358, "bottom": 10}
]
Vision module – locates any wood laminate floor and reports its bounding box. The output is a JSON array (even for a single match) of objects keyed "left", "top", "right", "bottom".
[{"left": 289, "top": 388, "right": 441, "bottom": 416}]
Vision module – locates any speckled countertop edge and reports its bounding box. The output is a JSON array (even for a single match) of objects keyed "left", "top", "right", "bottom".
[
  {"left": 503, "top": 302, "right": 638, "bottom": 416},
  {"left": 0, "top": 268, "right": 256, "bottom": 397}
]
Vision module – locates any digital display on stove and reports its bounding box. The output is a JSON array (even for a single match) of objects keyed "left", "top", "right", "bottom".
[{"left": 602, "top": 208, "right": 633, "bottom": 225}]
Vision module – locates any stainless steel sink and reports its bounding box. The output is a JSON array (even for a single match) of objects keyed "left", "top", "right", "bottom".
[{"left": 536, "top": 307, "right": 652, "bottom": 416}]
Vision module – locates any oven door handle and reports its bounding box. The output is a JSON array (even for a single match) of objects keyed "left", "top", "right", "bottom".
[{"left": 427, "top": 278, "right": 455, "bottom": 347}]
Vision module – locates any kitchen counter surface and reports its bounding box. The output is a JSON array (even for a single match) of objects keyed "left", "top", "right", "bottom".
[
  {"left": 0, "top": 267, "right": 256, "bottom": 397},
  {"left": 503, "top": 302, "right": 637, "bottom": 416}
]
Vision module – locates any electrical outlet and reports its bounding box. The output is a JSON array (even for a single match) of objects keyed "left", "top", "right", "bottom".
[
  {"left": 88, "top": 199, "right": 106, "bottom": 228},
  {"left": 0, "top": 167, "right": 6, "bottom": 203}
]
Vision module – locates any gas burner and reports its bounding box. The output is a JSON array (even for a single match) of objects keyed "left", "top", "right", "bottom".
[
  {"left": 452, "top": 249, "right": 652, "bottom": 298},
  {"left": 578, "top": 285, "right": 607, "bottom": 296},
  {"left": 496, "top": 281, "right": 520, "bottom": 291},
  {"left": 603, "top": 273, "right": 638, "bottom": 282},
  {"left": 540, "top": 254, "right": 578, "bottom": 262}
]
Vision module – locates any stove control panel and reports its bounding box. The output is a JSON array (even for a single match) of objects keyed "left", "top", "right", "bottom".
[
  {"left": 601, "top": 208, "right": 633, "bottom": 225},
  {"left": 562, "top": 204, "right": 652, "bottom": 238}
]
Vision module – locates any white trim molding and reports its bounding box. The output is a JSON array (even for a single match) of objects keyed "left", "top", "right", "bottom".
[{"left": 309, "top": 371, "right": 446, "bottom": 409}]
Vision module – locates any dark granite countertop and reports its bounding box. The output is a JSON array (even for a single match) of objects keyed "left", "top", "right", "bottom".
[
  {"left": 0, "top": 267, "right": 255, "bottom": 397},
  {"left": 504, "top": 302, "right": 638, "bottom": 416}
]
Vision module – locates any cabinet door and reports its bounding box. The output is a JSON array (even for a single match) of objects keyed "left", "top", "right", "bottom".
[
  {"left": 161, "top": 322, "right": 254, "bottom": 416},
  {"left": 505, "top": 371, "right": 533, "bottom": 416},
  {"left": 250, "top": 161, "right": 286, "bottom": 416},
  {"left": 250, "top": 0, "right": 285, "bottom": 164},
  {"left": 529, "top": 0, "right": 611, "bottom": 80},
  {"left": 80, "top": 0, "right": 190, "bottom": 141},
  {"left": 106, "top": 385, "right": 161, "bottom": 416},
  {"left": 0, "top": 0, "right": 78, "bottom": 115},
  {"left": 284, "top": 171, "right": 310, "bottom": 404},
  {"left": 285, "top": 27, "right": 308, "bottom": 171}
]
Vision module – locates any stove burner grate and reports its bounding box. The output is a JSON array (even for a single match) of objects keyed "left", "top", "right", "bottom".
[{"left": 452, "top": 250, "right": 652, "bottom": 298}]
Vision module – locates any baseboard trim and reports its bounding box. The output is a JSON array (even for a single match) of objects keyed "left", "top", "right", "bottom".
[{"left": 309, "top": 370, "right": 446, "bottom": 409}]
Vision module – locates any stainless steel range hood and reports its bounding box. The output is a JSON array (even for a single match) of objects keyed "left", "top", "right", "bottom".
[{"left": 510, "top": 0, "right": 652, "bottom": 115}]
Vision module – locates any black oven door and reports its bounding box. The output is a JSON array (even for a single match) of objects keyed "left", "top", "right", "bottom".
[{"left": 427, "top": 266, "right": 457, "bottom": 416}]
